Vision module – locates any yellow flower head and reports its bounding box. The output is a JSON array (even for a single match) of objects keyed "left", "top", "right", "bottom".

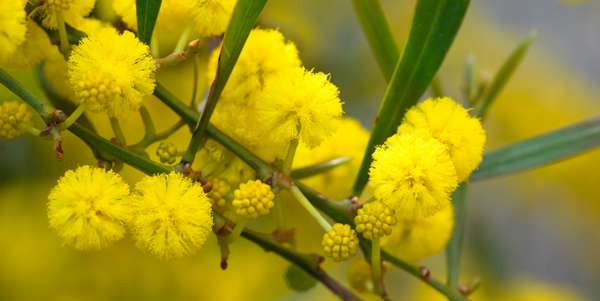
[
  {"left": 68, "top": 29, "right": 156, "bottom": 116},
  {"left": 208, "top": 28, "right": 301, "bottom": 162},
  {"left": 193, "top": 0, "right": 236, "bottom": 37},
  {"left": 369, "top": 131, "right": 458, "bottom": 218},
  {"left": 398, "top": 97, "right": 486, "bottom": 182},
  {"left": 381, "top": 205, "right": 454, "bottom": 262},
  {"left": 130, "top": 172, "right": 213, "bottom": 260},
  {"left": 156, "top": 142, "right": 179, "bottom": 164},
  {"left": 0, "top": 101, "right": 32, "bottom": 139},
  {"left": 354, "top": 201, "right": 397, "bottom": 240},
  {"left": 294, "top": 117, "right": 370, "bottom": 199},
  {"left": 207, "top": 177, "right": 231, "bottom": 209},
  {"left": 259, "top": 68, "right": 343, "bottom": 148},
  {"left": 0, "top": 0, "right": 26, "bottom": 62},
  {"left": 322, "top": 223, "right": 359, "bottom": 262},
  {"left": 1, "top": 21, "right": 54, "bottom": 69},
  {"left": 47, "top": 166, "right": 131, "bottom": 250},
  {"left": 232, "top": 180, "right": 275, "bottom": 219},
  {"left": 41, "top": 0, "right": 96, "bottom": 29}
]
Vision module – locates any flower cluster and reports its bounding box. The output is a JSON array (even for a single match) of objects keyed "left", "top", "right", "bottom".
[
  {"left": 68, "top": 29, "right": 156, "bottom": 116},
  {"left": 232, "top": 180, "right": 275, "bottom": 219},
  {"left": 205, "top": 28, "right": 343, "bottom": 163},
  {"left": 354, "top": 201, "right": 397, "bottom": 240},
  {"left": 370, "top": 97, "right": 485, "bottom": 219},
  {"left": 0, "top": 101, "right": 32, "bottom": 139},
  {"left": 367, "top": 97, "right": 485, "bottom": 262},
  {"left": 322, "top": 224, "right": 359, "bottom": 262},
  {"left": 48, "top": 167, "right": 213, "bottom": 260}
]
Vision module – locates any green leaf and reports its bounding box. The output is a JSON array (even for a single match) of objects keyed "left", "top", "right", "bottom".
[
  {"left": 291, "top": 157, "right": 352, "bottom": 179},
  {"left": 476, "top": 31, "right": 536, "bottom": 118},
  {"left": 136, "top": 0, "right": 162, "bottom": 45},
  {"left": 446, "top": 183, "right": 468, "bottom": 287},
  {"left": 184, "top": 0, "right": 268, "bottom": 162},
  {"left": 353, "top": 0, "right": 471, "bottom": 195},
  {"left": 472, "top": 117, "right": 600, "bottom": 180},
  {"left": 351, "top": 0, "right": 399, "bottom": 80}
]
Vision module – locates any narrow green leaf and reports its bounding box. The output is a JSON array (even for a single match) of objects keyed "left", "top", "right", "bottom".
[
  {"left": 0, "top": 68, "right": 49, "bottom": 117},
  {"left": 291, "top": 157, "right": 352, "bottom": 179},
  {"left": 184, "top": 0, "right": 267, "bottom": 162},
  {"left": 476, "top": 31, "right": 536, "bottom": 118},
  {"left": 353, "top": 0, "right": 471, "bottom": 195},
  {"left": 446, "top": 183, "right": 468, "bottom": 287},
  {"left": 351, "top": 0, "right": 399, "bottom": 80},
  {"left": 472, "top": 116, "right": 600, "bottom": 180},
  {"left": 136, "top": 0, "right": 162, "bottom": 45}
]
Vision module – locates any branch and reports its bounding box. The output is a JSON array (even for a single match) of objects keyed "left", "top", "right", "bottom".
[
  {"left": 153, "top": 82, "right": 469, "bottom": 300},
  {"left": 0, "top": 69, "right": 360, "bottom": 301}
]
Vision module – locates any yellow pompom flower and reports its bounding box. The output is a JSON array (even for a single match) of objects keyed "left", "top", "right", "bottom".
[
  {"left": 193, "top": 0, "right": 236, "bottom": 37},
  {"left": 129, "top": 172, "right": 213, "bottom": 260},
  {"left": 0, "top": 0, "right": 27, "bottom": 63},
  {"left": 47, "top": 166, "right": 131, "bottom": 250},
  {"left": 1, "top": 21, "right": 55, "bottom": 68},
  {"left": 232, "top": 180, "right": 275, "bottom": 219},
  {"left": 259, "top": 67, "right": 343, "bottom": 149},
  {"left": 68, "top": 29, "right": 156, "bottom": 116},
  {"left": 369, "top": 131, "right": 458, "bottom": 218},
  {"left": 294, "top": 117, "right": 369, "bottom": 199},
  {"left": 354, "top": 201, "right": 397, "bottom": 240},
  {"left": 322, "top": 223, "right": 359, "bottom": 262},
  {"left": 381, "top": 205, "right": 454, "bottom": 262},
  {"left": 41, "top": 0, "right": 96, "bottom": 29},
  {"left": 0, "top": 101, "right": 32, "bottom": 139},
  {"left": 208, "top": 28, "right": 301, "bottom": 162},
  {"left": 398, "top": 97, "right": 486, "bottom": 182}
]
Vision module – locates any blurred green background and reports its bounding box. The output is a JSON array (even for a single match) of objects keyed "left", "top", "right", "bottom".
[{"left": 1, "top": 0, "right": 600, "bottom": 300}]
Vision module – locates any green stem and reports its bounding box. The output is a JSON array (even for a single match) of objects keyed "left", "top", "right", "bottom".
[
  {"left": 228, "top": 219, "right": 248, "bottom": 243},
  {"left": 0, "top": 68, "right": 49, "bottom": 117},
  {"left": 289, "top": 185, "right": 332, "bottom": 232},
  {"left": 282, "top": 138, "right": 299, "bottom": 174},
  {"left": 56, "top": 12, "right": 71, "bottom": 57},
  {"left": 446, "top": 183, "right": 468, "bottom": 288},
  {"left": 18, "top": 122, "right": 42, "bottom": 136},
  {"left": 174, "top": 24, "right": 193, "bottom": 52},
  {"left": 59, "top": 104, "right": 85, "bottom": 130},
  {"left": 152, "top": 82, "right": 468, "bottom": 301},
  {"left": 138, "top": 105, "right": 156, "bottom": 139},
  {"left": 371, "top": 238, "right": 382, "bottom": 295},
  {"left": 109, "top": 116, "right": 126, "bottom": 145}
]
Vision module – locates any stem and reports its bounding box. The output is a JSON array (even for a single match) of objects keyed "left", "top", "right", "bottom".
[
  {"left": 191, "top": 55, "right": 200, "bottom": 108},
  {"left": 371, "top": 238, "right": 382, "bottom": 295},
  {"left": 56, "top": 12, "right": 71, "bottom": 56},
  {"left": 109, "top": 116, "right": 126, "bottom": 145},
  {"left": 59, "top": 104, "right": 85, "bottom": 130},
  {"left": 174, "top": 24, "right": 194, "bottom": 52},
  {"left": 18, "top": 122, "right": 42, "bottom": 136},
  {"left": 291, "top": 156, "right": 352, "bottom": 179},
  {"left": 289, "top": 185, "right": 332, "bottom": 232},
  {"left": 151, "top": 83, "right": 469, "bottom": 300},
  {"left": 446, "top": 183, "right": 469, "bottom": 288},
  {"left": 138, "top": 105, "right": 156, "bottom": 139},
  {"left": 240, "top": 227, "right": 362, "bottom": 301},
  {"left": 282, "top": 138, "right": 299, "bottom": 174},
  {"left": 228, "top": 219, "right": 248, "bottom": 243},
  {"left": 0, "top": 68, "right": 49, "bottom": 117}
]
